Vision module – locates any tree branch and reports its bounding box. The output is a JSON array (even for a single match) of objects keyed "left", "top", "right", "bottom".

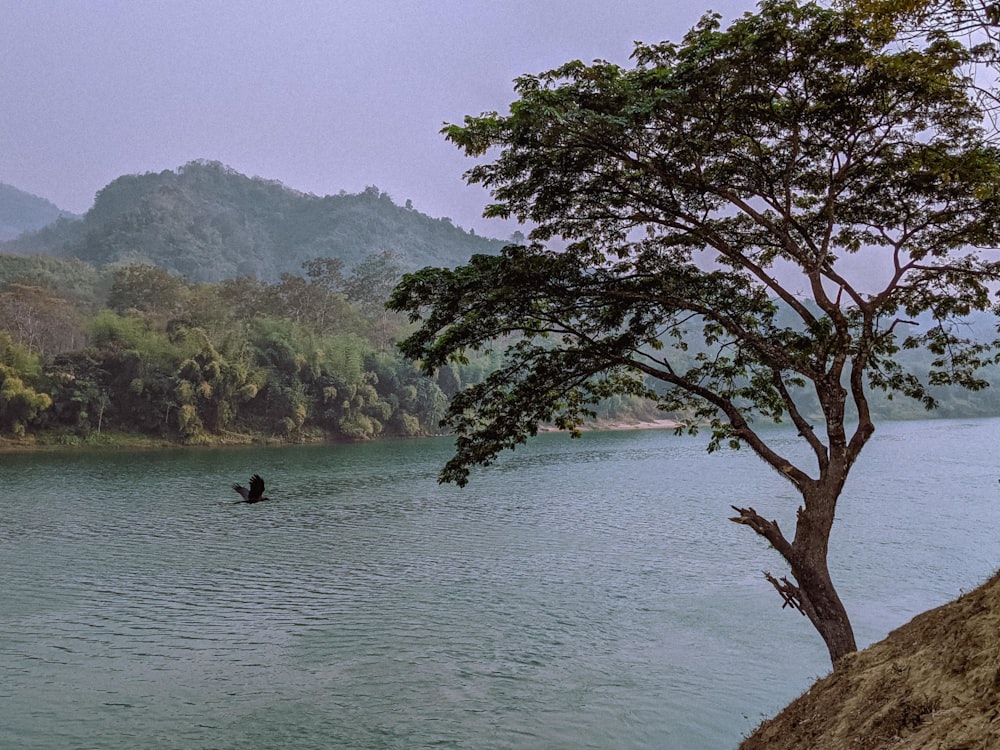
[
  {"left": 729, "top": 505, "right": 794, "bottom": 559},
  {"left": 772, "top": 369, "right": 829, "bottom": 473}
]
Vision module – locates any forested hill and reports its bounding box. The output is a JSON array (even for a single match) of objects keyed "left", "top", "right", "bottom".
[
  {"left": 1, "top": 160, "right": 506, "bottom": 282},
  {"left": 0, "top": 183, "right": 76, "bottom": 242}
]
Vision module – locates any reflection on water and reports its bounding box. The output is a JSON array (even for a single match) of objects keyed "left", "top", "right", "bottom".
[{"left": 1, "top": 418, "right": 998, "bottom": 749}]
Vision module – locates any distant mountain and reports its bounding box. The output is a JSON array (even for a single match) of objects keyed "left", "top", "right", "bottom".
[
  {"left": 0, "top": 182, "right": 76, "bottom": 241},
  {"left": 1, "top": 160, "right": 507, "bottom": 282}
]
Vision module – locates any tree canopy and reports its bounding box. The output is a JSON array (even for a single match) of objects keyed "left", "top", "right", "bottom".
[{"left": 391, "top": 0, "right": 1000, "bottom": 666}]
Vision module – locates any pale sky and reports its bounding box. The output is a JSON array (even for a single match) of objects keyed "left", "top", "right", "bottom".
[{"left": 1, "top": 0, "right": 747, "bottom": 239}]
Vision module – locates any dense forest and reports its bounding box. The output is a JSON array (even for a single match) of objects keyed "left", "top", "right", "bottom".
[
  {"left": 0, "top": 252, "right": 511, "bottom": 445},
  {"left": 1, "top": 163, "right": 998, "bottom": 448}
]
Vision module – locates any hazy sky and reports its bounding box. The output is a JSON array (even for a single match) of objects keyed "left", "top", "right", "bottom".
[{"left": 1, "top": 0, "right": 747, "bottom": 239}]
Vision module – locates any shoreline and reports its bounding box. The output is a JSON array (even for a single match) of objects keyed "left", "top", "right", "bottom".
[
  {"left": 592, "top": 417, "right": 682, "bottom": 431},
  {"left": 0, "top": 431, "right": 334, "bottom": 455},
  {"left": 0, "top": 419, "right": 686, "bottom": 455}
]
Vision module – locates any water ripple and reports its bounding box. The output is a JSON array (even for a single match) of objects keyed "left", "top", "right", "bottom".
[{"left": 2, "top": 421, "right": 999, "bottom": 749}]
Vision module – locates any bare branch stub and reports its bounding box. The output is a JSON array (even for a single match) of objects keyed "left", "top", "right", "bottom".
[{"left": 764, "top": 571, "right": 806, "bottom": 616}]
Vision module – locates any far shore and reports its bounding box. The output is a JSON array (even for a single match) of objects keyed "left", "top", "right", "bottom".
[{"left": 0, "top": 419, "right": 687, "bottom": 455}]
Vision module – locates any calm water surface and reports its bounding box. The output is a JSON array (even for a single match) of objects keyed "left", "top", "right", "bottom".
[{"left": 2, "top": 418, "right": 998, "bottom": 749}]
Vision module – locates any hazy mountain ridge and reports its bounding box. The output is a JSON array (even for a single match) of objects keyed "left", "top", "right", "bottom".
[
  {"left": 1, "top": 160, "right": 506, "bottom": 282},
  {"left": 0, "top": 182, "right": 77, "bottom": 241}
]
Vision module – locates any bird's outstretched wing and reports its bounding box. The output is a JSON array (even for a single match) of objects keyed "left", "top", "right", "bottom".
[
  {"left": 232, "top": 482, "right": 251, "bottom": 502},
  {"left": 249, "top": 474, "right": 265, "bottom": 502}
]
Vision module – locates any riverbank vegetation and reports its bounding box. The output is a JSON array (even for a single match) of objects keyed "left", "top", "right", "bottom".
[
  {"left": 3, "top": 252, "right": 997, "bottom": 452},
  {"left": 0, "top": 253, "right": 472, "bottom": 446}
]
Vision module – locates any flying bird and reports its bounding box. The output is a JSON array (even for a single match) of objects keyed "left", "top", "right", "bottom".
[{"left": 232, "top": 474, "right": 270, "bottom": 504}]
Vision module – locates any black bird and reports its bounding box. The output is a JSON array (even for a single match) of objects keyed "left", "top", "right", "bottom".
[{"left": 232, "top": 474, "right": 270, "bottom": 504}]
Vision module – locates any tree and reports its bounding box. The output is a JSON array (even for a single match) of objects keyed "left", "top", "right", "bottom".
[
  {"left": 346, "top": 250, "right": 407, "bottom": 352},
  {"left": 0, "top": 368, "right": 52, "bottom": 436},
  {"left": 85, "top": 310, "right": 185, "bottom": 435},
  {"left": 303, "top": 256, "right": 346, "bottom": 293},
  {"left": 0, "top": 345, "right": 52, "bottom": 436},
  {"left": 268, "top": 261, "right": 357, "bottom": 337},
  {"left": 217, "top": 276, "right": 272, "bottom": 327},
  {"left": 171, "top": 330, "right": 259, "bottom": 439},
  {"left": 107, "top": 265, "right": 190, "bottom": 324},
  {"left": 41, "top": 351, "right": 111, "bottom": 435},
  {"left": 390, "top": 0, "right": 1000, "bottom": 666},
  {"left": 0, "top": 283, "right": 84, "bottom": 356}
]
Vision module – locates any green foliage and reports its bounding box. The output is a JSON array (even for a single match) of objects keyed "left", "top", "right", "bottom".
[
  {"left": 38, "top": 352, "right": 109, "bottom": 435},
  {"left": 0, "top": 331, "right": 42, "bottom": 378},
  {"left": 87, "top": 310, "right": 168, "bottom": 355},
  {"left": 108, "top": 264, "right": 189, "bottom": 319},
  {"left": 0, "top": 333, "right": 53, "bottom": 436},
  {"left": 367, "top": 351, "right": 450, "bottom": 436},
  {"left": 845, "top": 0, "right": 1000, "bottom": 64},
  {"left": 2, "top": 232, "right": 456, "bottom": 441}
]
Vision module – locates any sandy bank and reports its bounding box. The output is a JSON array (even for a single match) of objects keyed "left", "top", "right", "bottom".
[{"left": 538, "top": 418, "right": 683, "bottom": 433}]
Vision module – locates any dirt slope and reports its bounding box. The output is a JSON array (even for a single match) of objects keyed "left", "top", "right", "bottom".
[{"left": 740, "top": 570, "right": 1000, "bottom": 750}]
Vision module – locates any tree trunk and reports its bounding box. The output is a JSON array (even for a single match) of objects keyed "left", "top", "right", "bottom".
[
  {"left": 790, "top": 482, "right": 858, "bottom": 666},
  {"left": 790, "top": 553, "right": 857, "bottom": 665},
  {"left": 731, "top": 481, "right": 859, "bottom": 667},
  {"left": 96, "top": 394, "right": 107, "bottom": 435}
]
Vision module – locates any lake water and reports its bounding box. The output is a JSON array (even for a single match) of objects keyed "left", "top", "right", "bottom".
[{"left": 2, "top": 418, "right": 998, "bottom": 749}]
